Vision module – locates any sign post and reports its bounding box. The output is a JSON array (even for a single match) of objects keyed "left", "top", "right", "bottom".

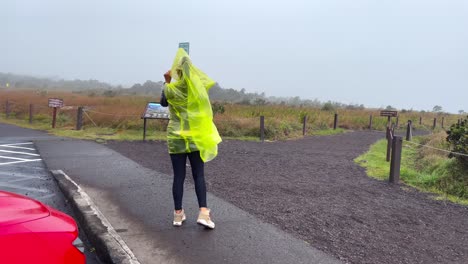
[
  {"left": 380, "top": 110, "right": 398, "bottom": 129},
  {"left": 48, "top": 98, "right": 64, "bottom": 128},
  {"left": 179, "top": 42, "right": 190, "bottom": 54}
]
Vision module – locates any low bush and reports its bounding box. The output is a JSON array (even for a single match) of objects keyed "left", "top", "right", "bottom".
[{"left": 446, "top": 116, "right": 468, "bottom": 167}]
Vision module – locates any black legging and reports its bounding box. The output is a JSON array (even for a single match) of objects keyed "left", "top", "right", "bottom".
[{"left": 170, "top": 151, "right": 207, "bottom": 210}]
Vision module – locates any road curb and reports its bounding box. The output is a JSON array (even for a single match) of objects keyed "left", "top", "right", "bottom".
[{"left": 50, "top": 170, "right": 140, "bottom": 264}]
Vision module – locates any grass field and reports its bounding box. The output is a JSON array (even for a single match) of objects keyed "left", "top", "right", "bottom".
[
  {"left": 0, "top": 89, "right": 463, "bottom": 140},
  {"left": 355, "top": 132, "right": 468, "bottom": 205}
]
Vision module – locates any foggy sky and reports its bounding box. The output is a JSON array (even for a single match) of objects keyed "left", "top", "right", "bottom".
[{"left": 1, "top": 0, "right": 467, "bottom": 113}]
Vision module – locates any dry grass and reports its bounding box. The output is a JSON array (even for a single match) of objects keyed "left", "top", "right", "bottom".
[{"left": 0, "top": 89, "right": 463, "bottom": 140}]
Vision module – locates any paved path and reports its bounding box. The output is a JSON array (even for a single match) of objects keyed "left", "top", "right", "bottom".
[{"left": 32, "top": 134, "right": 341, "bottom": 263}]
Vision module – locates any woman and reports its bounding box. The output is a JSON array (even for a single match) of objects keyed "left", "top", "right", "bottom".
[{"left": 160, "top": 48, "right": 222, "bottom": 229}]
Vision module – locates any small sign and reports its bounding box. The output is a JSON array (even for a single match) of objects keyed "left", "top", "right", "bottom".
[
  {"left": 48, "top": 98, "right": 64, "bottom": 108},
  {"left": 179, "top": 42, "right": 190, "bottom": 54},
  {"left": 380, "top": 110, "right": 398, "bottom": 117},
  {"left": 142, "top": 102, "right": 169, "bottom": 119}
]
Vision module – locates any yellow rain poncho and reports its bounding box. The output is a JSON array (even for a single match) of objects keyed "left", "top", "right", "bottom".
[{"left": 164, "top": 48, "right": 222, "bottom": 162}]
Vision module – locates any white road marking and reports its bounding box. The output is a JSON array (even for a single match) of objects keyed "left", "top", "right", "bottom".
[
  {"left": 0, "top": 155, "right": 31, "bottom": 161},
  {"left": 0, "top": 149, "right": 40, "bottom": 156},
  {"left": 0, "top": 159, "right": 42, "bottom": 166},
  {"left": 5, "top": 177, "right": 48, "bottom": 183},
  {"left": 0, "top": 142, "right": 34, "bottom": 146},
  {"left": 34, "top": 193, "right": 56, "bottom": 200},
  {"left": 0, "top": 171, "right": 47, "bottom": 179},
  {"left": 0, "top": 145, "right": 35, "bottom": 151},
  {"left": 0, "top": 183, "right": 49, "bottom": 193}
]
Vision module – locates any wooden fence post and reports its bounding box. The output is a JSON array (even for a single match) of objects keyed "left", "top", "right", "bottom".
[
  {"left": 386, "top": 126, "right": 393, "bottom": 162},
  {"left": 433, "top": 118, "right": 437, "bottom": 130},
  {"left": 396, "top": 116, "right": 399, "bottom": 128},
  {"left": 142, "top": 118, "right": 147, "bottom": 141},
  {"left": 29, "top": 104, "right": 33, "bottom": 124},
  {"left": 419, "top": 116, "right": 422, "bottom": 125},
  {"left": 406, "top": 120, "right": 412, "bottom": 141},
  {"left": 5, "top": 100, "right": 10, "bottom": 118},
  {"left": 52, "top": 107, "right": 57, "bottom": 128},
  {"left": 302, "top": 115, "right": 307, "bottom": 136},
  {"left": 76, "top": 107, "right": 84, "bottom": 130},
  {"left": 369, "top": 115, "right": 373, "bottom": 130},
  {"left": 441, "top": 117, "right": 444, "bottom": 128},
  {"left": 260, "top": 116, "right": 265, "bottom": 142},
  {"left": 389, "top": 136, "right": 403, "bottom": 184},
  {"left": 333, "top": 113, "right": 338, "bottom": 130}
]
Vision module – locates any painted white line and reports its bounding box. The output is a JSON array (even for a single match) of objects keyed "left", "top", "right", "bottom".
[
  {"left": 0, "top": 171, "right": 46, "bottom": 178},
  {"left": 0, "top": 155, "right": 30, "bottom": 161},
  {"left": 0, "top": 145, "right": 35, "bottom": 151},
  {"left": 0, "top": 183, "right": 49, "bottom": 193},
  {"left": 0, "top": 149, "right": 39, "bottom": 156},
  {"left": 0, "top": 142, "right": 34, "bottom": 146},
  {"left": 0, "top": 159, "right": 42, "bottom": 166},
  {"left": 5, "top": 177, "right": 48, "bottom": 183},
  {"left": 0, "top": 172, "right": 47, "bottom": 180},
  {"left": 34, "top": 193, "right": 57, "bottom": 200}
]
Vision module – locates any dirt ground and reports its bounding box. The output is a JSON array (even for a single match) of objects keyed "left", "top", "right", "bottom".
[{"left": 106, "top": 131, "right": 468, "bottom": 264}]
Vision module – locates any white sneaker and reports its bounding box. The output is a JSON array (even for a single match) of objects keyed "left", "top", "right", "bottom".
[
  {"left": 197, "top": 209, "right": 215, "bottom": 229},
  {"left": 173, "top": 210, "right": 186, "bottom": 227}
]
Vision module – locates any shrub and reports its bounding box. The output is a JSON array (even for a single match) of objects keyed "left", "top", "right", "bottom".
[
  {"left": 446, "top": 116, "right": 468, "bottom": 166},
  {"left": 298, "top": 111, "right": 308, "bottom": 123},
  {"left": 57, "top": 112, "right": 72, "bottom": 126},
  {"left": 321, "top": 102, "right": 335, "bottom": 112},
  {"left": 103, "top": 90, "right": 116, "bottom": 97},
  {"left": 212, "top": 102, "right": 225, "bottom": 115}
]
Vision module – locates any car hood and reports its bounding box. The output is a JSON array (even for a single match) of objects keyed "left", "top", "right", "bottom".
[{"left": 0, "top": 191, "right": 50, "bottom": 227}]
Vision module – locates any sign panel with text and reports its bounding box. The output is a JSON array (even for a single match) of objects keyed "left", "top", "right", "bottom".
[
  {"left": 48, "top": 98, "right": 64, "bottom": 108},
  {"left": 142, "top": 102, "right": 169, "bottom": 119}
]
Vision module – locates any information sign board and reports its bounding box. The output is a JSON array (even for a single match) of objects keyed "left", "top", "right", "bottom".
[
  {"left": 380, "top": 110, "right": 398, "bottom": 117},
  {"left": 142, "top": 103, "right": 169, "bottom": 119},
  {"left": 48, "top": 98, "right": 64, "bottom": 108}
]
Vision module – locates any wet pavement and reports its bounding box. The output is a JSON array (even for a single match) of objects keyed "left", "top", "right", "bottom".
[
  {"left": 1, "top": 123, "right": 341, "bottom": 264},
  {"left": 35, "top": 137, "right": 341, "bottom": 264},
  {"left": 0, "top": 124, "right": 101, "bottom": 264}
]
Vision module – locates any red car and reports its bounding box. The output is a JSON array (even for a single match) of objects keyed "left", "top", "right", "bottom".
[{"left": 0, "top": 191, "right": 85, "bottom": 264}]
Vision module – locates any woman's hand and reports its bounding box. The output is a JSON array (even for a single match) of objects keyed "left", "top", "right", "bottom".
[{"left": 163, "top": 70, "right": 172, "bottom": 83}]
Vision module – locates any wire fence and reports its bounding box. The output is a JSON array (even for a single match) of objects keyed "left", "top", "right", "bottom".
[
  {"left": 404, "top": 140, "right": 468, "bottom": 158},
  {"left": 0, "top": 99, "right": 464, "bottom": 140},
  {"left": 1, "top": 99, "right": 466, "bottom": 200}
]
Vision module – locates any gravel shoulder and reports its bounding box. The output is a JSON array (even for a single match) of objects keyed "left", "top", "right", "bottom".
[{"left": 106, "top": 131, "right": 468, "bottom": 264}]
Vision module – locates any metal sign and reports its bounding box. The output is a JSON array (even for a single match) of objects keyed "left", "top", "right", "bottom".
[
  {"left": 179, "top": 42, "right": 190, "bottom": 54},
  {"left": 48, "top": 98, "right": 64, "bottom": 108},
  {"left": 142, "top": 102, "right": 169, "bottom": 119},
  {"left": 380, "top": 110, "right": 398, "bottom": 117}
]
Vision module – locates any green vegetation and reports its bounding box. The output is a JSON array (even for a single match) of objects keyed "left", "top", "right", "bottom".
[
  {"left": 0, "top": 114, "right": 166, "bottom": 142},
  {"left": 0, "top": 88, "right": 463, "bottom": 141},
  {"left": 355, "top": 132, "right": 468, "bottom": 205},
  {"left": 446, "top": 116, "right": 468, "bottom": 166}
]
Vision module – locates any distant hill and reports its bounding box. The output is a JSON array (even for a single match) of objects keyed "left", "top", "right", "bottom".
[
  {"left": 0, "top": 72, "right": 113, "bottom": 91},
  {"left": 0, "top": 72, "right": 268, "bottom": 103},
  {"left": 0, "top": 72, "right": 366, "bottom": 109}
]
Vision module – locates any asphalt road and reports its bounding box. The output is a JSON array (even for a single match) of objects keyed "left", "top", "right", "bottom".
[
  {"left": 0, "top": 123, "right": 101, "bottom": 264},
  {"left": 33, "top": 133, "right": 341, "bottom": 263}
]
